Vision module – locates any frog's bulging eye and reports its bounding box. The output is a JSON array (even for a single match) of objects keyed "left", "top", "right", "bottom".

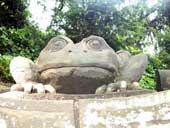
[
  {"left": 46, "top": 37, "right": 68, "bottom": 52},
  {"left": 87, "top": 40, "right": 102, "bottom": 50},
  {"left": 53, "top": 39, "right": 67, "bottom": 51},
  {"left": 86, "top": 36, "right": 109, "bottom": 51}
]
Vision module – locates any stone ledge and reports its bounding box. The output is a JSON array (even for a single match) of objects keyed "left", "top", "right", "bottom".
[{"left": 0, "top": 90, "right": 170, "bottom": 128}]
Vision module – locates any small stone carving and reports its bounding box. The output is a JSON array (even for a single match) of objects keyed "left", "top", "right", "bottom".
[{"left": 10, "top": 35, "right": 148, "bottom": 94}]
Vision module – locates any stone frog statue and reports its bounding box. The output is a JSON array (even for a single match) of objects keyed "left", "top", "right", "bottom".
[{"left": 10, "top": 35, "right": 148, "bottom": 94}]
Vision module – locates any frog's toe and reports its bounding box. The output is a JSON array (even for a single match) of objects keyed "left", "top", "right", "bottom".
[
  {"left": 119, "top": 81, "right": 128, "bottom": 89},
  {"left": 44, "top": 84, "right": 56, "bottom": 93},
  {"left": 105, "top": 83, "right": 118, "bottom": 94},
  {"left": 95, "top": 84, "right": 107, "bottom": 94},
  {"left": 128, "top": 82, "right": 141, "bottom": 89},
  {"left": 105, "top": 81, "right": 128, "bottom": 94},
  {"left": 33, "top": 83, "right": 45, "bottom": 93},
  {"left": 23, "top": 82, "right": 33, "bottom": 93}
]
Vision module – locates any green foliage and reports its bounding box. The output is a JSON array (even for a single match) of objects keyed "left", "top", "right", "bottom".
[
  {"left": 125, "top": 46, "right": 142, "bottom": 55},
  {"left": 50, "top": 0, "right": 150, "bottom": 50},
  {"left": 0, "top": 0, "right": 29, "bottom": 28},
  {"left": 159, "top": 51, "right": 170, "bottom": 68},
  {"left": 145, "top": 0, "right": 170, "bottom": 67},
  {"left": 0, "top": 55, "right": 13, "bottom": 82},
  {"left": 154, "top": 25, "right": 170, "bottom": 63},
  {"left": 51, "top": 0, "right": 134, "bottom": 50},
  {"left": 0, "top": 25, "right": 49, "bottom": 59},
  {"left": 139, "top": 55, "right": 166, "bottom": 89}
]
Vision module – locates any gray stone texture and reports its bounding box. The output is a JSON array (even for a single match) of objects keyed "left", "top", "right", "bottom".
[
  {"left": 0, "top": 94, "right": 75, "bottom": 128},
  {"left": 1, "top": 90, "right": 170, "bottom": 127}
]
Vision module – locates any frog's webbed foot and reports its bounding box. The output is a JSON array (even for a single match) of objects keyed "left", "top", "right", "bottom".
[
  {"left": 95, "top": 81, "right": 127, "bottom": 94},
  {"left": 10, "top": 82, "right": 56, "bottom": 93},
  {"left": 95, "top": 81, "right": 141, "bottom": 94}
]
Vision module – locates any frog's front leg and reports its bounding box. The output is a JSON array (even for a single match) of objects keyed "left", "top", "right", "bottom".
[{"left": 10, "top": 56, "right": 55, "bottom": 93}]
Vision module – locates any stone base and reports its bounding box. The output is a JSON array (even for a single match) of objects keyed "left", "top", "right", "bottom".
[{"left": 1, "top": 90, "right": 170, "bottom": 128}]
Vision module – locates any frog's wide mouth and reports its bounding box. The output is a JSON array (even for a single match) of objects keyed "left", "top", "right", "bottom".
[{"left": 38, "top": 63, "right": 118, "bottom": 74}]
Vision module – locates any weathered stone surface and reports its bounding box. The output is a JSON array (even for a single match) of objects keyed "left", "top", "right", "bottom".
[
  {"left": 0, "top": 91, "right": 24, "bottom": 99},
  {"left": 40, "top": 67, "right": 113, "bottom": 94},
  {"left": 1, "top": 90, "right": 170, "bottom": 127},
  {"left": 79, "top": 90, "right": 170, "bottom": 128},
  {"left": 0, "top": 89, "right": 155, "bottom": 100},
  {"left": 0, "top": 95, "right": 75, "bottom": 128}
]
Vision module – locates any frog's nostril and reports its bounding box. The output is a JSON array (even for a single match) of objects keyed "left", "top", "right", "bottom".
[
  {"left": 83, "top": 50, "right": 87, "bottom": 53},
  {"left": 68, "top": 50, "right": 72, "bottom": 53}
]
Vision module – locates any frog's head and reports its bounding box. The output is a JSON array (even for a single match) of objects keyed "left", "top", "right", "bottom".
[{"left": 37, "top": 35, "right": 119, "bottom": 74}]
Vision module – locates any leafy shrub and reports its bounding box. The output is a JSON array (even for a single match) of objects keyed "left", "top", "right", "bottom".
[
  {"left": 139, "top": 55, "right": 166, "bottom": 89},
  {"left": 139, "top": 63, "right": 156, "bottom": 89},
  {"left": 0, "top": 55, "right": 13, "bottom": 82},
  {"left": 0, "top": 25, "right": 51, "bottom": 60}
]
